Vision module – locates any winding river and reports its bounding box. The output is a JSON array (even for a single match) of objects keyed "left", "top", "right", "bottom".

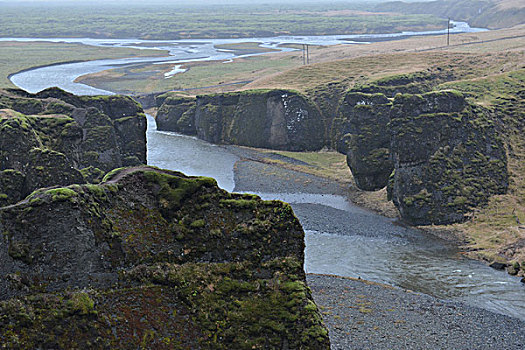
[{"left": 6, "top": 24, "right": 525, "bottom": 321}]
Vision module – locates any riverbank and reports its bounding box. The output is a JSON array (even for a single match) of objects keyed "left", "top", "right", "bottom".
[
  {"left": 307, "top": 274, "right": 525, "bottom": 350},
  {"left": 225, "top": 144, "right": 525, "bottom": 346}
]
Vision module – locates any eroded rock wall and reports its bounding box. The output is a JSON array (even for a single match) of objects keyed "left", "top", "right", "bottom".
[
  {"left": 334, "top": 89, "right": 508, "bottom": 225},
  {"left": 332, "top": 92, "right": 394, "bottom": 191},
  {"left": 389, "top": 91, "right": 508, "bottom": 224},
  {"left": 0, "top": 167, "right": 330, "bottom": 349},
  {"left": 156, "top": 89, "right": 325, "bottom": 151},
  {"left": 0, "top": 88, "right": 146, "bottom": 206}
]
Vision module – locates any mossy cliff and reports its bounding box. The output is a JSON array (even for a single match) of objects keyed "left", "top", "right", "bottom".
[
  {"left": 0, "top": 166, "right": 330, "bottom": 349},
  {"left": 332, "top": 92, "right": 394, "bottom": 191},
  {"left": 389, "top": 90, "right": 508, "bottom": 225},
  {"left": 334, "top": 88, "right": 508, "bottom": 225},
  {"left": 0, "top": 88, "right": 146, "bottom": 206},
  {"left": 156, "top": 89, "right": 324, "bottom": 151}
]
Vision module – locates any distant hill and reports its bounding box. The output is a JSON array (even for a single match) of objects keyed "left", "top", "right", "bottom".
[{"left": 378, "top": 0, "right": 525, "bottom": 29}]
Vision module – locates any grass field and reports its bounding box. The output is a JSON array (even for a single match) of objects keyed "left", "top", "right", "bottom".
[
  {"left": 77, "top": 50, "right": 302, "bottom": 94},
  {"left": 75, "top": 25, "right": 525, "bottom": 96},
  {"left": 0, "top": 2, "right": 446, "bottom": 40},
  {"left": 0, "top": 41, "right": 168, "bottom": 89}
]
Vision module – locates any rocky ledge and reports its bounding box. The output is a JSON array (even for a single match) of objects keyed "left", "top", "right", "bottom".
[
  {"left": 0, "top": 166, "right": 330, "bottom": 349},
  {"left": 0, "top": 87, "right": 146, "bottom": 206}
]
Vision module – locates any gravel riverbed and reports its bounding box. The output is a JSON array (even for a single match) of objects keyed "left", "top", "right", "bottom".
[{"left": 227, "top": 145, "right": 525, "bottom": 349}]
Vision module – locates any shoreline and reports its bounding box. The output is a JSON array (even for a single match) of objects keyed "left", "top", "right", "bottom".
[
  {"left": 306, "top": 273, "right": 525, "bottom": 349},
  {"left": 7, "top": 60, "right": 86, "bottom": 84}
]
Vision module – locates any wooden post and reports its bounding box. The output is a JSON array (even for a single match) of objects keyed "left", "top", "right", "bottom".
[{"left": 447, "top": 18, "right": 450, "bottom": 46}]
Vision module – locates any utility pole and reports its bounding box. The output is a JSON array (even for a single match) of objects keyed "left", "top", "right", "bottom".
[
  {"left": 306, "top": 44, "right": 310, "bottom": 65},
  {"left": 447, "top": 18, "right": 450, "bottom": 46},
  {"left": 302, "top": 44, "right": 306, "bottom": 65}
]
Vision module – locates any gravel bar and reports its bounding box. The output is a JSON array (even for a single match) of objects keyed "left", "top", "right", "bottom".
[{"left": 307, "top": 274, "right": 525, "bottom": 350}]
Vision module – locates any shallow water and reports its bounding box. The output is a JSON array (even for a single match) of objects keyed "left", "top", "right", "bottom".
[{"left": 146, "top": 127, "right": 525, "bottom": 320}]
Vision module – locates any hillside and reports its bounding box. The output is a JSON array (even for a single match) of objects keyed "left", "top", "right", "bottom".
[{"left": 378, "top": 0, "right": 525, "bottom": 29}]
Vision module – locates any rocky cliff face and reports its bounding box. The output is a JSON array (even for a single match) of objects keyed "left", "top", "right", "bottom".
[
  {"left": 0, "top": 88, "right": 146, "bottom": 206},
  {"left": 332, "top": 92, "right": 394, "bottom": 191},
  {"left": 334, "top": 88, "right": 508, "bottom": 225},
  {"left": 0, "top": 166, "right": 330, "bottom": 349},
  {"left": 156, "top": 90, "right": 325, "bottom": 151},
  {"left": 389, "top": 90, "right": 508, "bottom": 225}
]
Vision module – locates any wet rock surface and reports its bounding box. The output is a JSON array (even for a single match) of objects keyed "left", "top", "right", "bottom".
[{"left": 0, "top": 166, "right": 329, "bottom": 349}]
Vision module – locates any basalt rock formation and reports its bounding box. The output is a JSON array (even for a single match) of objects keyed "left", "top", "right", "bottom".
[
  {"left": 0, "top": 88, "right": 146, "bottom": 206},
  {"left": 334, "top": 88, "right": 508, "bottom": 225},
  {"left": 332, "top": 92, "right": 394, "bottom": 191},
  {"left": 0, "top": 166, "right": 330, "bottom": 349},
  {"left": 389, "top": 90, "right": 508, "bottom": 225},
  {"left": 156, "top": 89, "right": 325, "bottom": 151}
]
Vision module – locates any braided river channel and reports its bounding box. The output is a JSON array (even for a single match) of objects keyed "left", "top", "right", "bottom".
[{"left": 6, "top": 24, "right": 525, "bottom": 321}]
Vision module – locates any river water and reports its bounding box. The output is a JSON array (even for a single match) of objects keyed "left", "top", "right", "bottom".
[{"left": 6, "top": 25, "right": 525, "bottom": 321}]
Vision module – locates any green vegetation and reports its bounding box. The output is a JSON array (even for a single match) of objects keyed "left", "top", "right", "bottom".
[
  {"left": 0, "top": 41, "right": 168, "bottom": 88},
  {"left": 79, "top": 54, "right": 299, "bottom": 94},
  {"left": 435, "top": 69, "right": 525, "bottom": 264},
  {"left": 0, "top": 2, "right": 446, "bottom": 40}
]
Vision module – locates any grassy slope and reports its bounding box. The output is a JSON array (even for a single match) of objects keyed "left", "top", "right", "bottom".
[
  {"left": 0, "top": 41, "right": 168, "bottom": 89},
  {"left": 377, "top": 0, "right": 525, "bottom": 29},
  {"left": 76, "top": 25, "right": 525, "bottom": 95}
]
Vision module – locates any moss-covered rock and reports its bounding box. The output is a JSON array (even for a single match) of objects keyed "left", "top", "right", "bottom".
[
  {"left": 156, "top": 89, "right": 325, "bottom": 151},
  {"left": 0, "top": 166, "right": 329, "bottom": 349},
  {"left": 0, "top": 88, "right": 147, "bottom": 206},
  {"left": 332, "top": 92, "right": 394, "bottom": 190},
  {"left": 389, "top": 90, "right": 508, "bottom": 224}
]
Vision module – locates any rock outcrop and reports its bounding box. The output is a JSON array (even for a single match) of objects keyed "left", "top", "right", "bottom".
[
  {"left": 334, "top": 87, "right": 508, "bottom": 225},
  {"left": 0, "top": 88, "right": 146, "bottom": 206},
  {"left": 332, "top": 92, "right": 394, "bottom": 191},
  {"left": 389, "top": 90, "right": 508, "bottom": 225},
  {"left": 0, "top": 166, "right": 330, "bottom": 349},
  {"left": 156, "top": 89, "right": 325, "bottom": 151}
]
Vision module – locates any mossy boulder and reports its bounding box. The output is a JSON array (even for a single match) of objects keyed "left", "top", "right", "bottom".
[
  {"left": 333, "top": 92, "right": 394, "bottom": 190},
  {"left": 0, "top": 166, "right": 330, "bottom": 349},
  {"left": 0, "top": 88, "right": 147, "bottom": 206},
  {"left": 155, "top": 89, "right": 325, "bottom": 151},
  {"left": 389, "top": 90, "right": 508, "bottom": 224}
]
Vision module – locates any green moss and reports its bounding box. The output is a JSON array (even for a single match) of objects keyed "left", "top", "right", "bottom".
[
  {"left": 190, "top": 219, "right": 206, "bottom": 228},
  {"left": 219, "top": 199, "right": 258, "bottom": 210},
  {"left": 101, "top": 167, "right": 126, "bottom": 182},
  {"left": 45, "top": 188, "right": 78, "bottom": 202},
  {"left": 143, "top": 170, "right": 217, "bottom": 211},
  {"left": 66, "top": 293, "right": 95, "bottom": 315}
]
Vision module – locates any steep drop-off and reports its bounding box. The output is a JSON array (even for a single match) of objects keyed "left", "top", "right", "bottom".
[
  {"left": 333, "top": 88, "right": 508, "bottom": 224},
  {"left": 0, "top": 88, "right": 146, "bottom": 206},
  {"left": 156, "top": 89, "right": 325, "bottom": 151},
  {"left": 0, "top": 166, "right": 330, "bottom": 349}
]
